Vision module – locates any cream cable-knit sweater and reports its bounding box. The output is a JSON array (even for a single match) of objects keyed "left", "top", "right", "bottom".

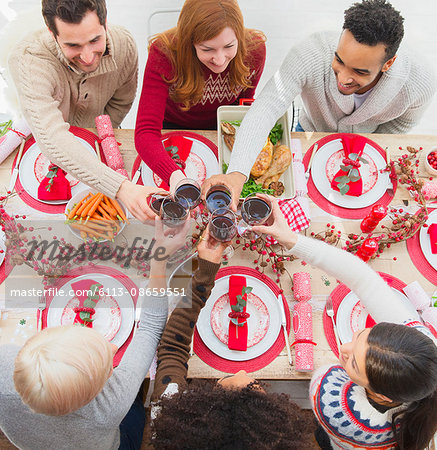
[
  {"left": 227, "top": 31, "right": 436, "bottom": 177},
  {"left": 8, "top": 25, "right": 138, "bottom": 198}
]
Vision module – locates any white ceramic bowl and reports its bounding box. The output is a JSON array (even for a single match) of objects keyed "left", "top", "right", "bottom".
[
  {"left": 65, "top": 187, "right": 128, "bottom": 241},
  {"left": 424, "top": 147, "right": 437, "bottom": 176}
]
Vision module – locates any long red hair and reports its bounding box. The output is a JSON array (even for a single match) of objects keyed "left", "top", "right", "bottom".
[{"left": 149, "top": 0, "right": 265, "bottom": 110}]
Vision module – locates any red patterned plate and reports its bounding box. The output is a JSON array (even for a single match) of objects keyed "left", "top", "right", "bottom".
[
  {"left": 322, "top": 272, "right": 407, "bottom": 356},
  {"left": 325, "top": 150, "right": 378, "bottom": 194},
  {"left": 60, "top": 293, "right": 122, "bottom": 341},
  {"left": 210, "top": 292, "right": 270, "bottom": 348}
]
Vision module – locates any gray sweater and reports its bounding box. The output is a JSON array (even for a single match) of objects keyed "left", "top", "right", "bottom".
[
  {"left": 227, "top": 31, "right": 436, "bottom": 177},
  {"left": 0, "top": 294, "right": 168, "bottom": 450}
]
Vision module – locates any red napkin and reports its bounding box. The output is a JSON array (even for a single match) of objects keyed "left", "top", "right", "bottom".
[
  {"left": 37, "top": 164, "right": 72, "bottom": 201},
  {"left": 71, "top": 279, "right": 102, "bottom": 327},
  {"left": 155, "top": 136, "right": 193, "bottom": 190},
  {"left": 428, "top": 223, "right": 437, "bottom": 254},
  {"left": 227, "top": 275, "right": 249, "bottom": 351},
  {"left": 331, "top": 135, "right": 368, "bottom": 197}
]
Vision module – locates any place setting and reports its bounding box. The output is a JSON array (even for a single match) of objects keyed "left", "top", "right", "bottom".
[
  {"left": 131, "top": 131, "right": 220, "bottom": 189},
  {"left": 37, "top": 264, "right": 139, "bottom": 367},
  {"left": 193, "top": 265, "right": 291, "bottom": 373},
  {"left": 303, "top": 133, "right": 396, "bottom": 219},
  {"left": 406, "top": 207, "right": 437, "bottom": 284},
  {"left": 10, "top": 126, "right": 105, "bottom": 214},
  {"left": 322, "top": 272, "right": 416, "bottom": 356}
]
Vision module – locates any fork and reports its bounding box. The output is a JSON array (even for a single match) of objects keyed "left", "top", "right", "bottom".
[
  {"left": 133, "top": 300, "right": 142, "bottom": 336},
  {"left": 304, "top": 143, "right": 318, "bottom": 182},
  {"left": 326, "top": 295, "right": 341, "bottom": 354},
  {"left": 36, "top": 295, "right": 46, "bottom": 332}
]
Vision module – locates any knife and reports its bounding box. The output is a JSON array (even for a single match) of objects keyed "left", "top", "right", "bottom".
[
  {"left": 8, "top": 139, "right": 26, "bottom": 193},
  {"left": 385, "top": 147, "right": 395, "bottom": 197},
  {"left": 304, "top": 143, "right": 318, "bottom": 182},
  {"left": 132, "top": 166, "right": 141, "bottom": 184},
  {"left": 278, "top": 294, "right": 293, "bottom": 366}
]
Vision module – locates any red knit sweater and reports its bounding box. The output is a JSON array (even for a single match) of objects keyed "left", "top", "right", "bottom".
[{"left": 135, "top": 39, "right": 266, "bottom": 184}]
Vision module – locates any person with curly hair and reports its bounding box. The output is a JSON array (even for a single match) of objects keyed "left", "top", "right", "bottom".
[
  {"left": 150, "top": 228, "right": 317, "bottom": 449},
  {"left": 203, "top": 0, "right": 436, "bottom": 210},
  {"left": 135, "top": 0, "right": 266, "bottom": 192},
  {"left": 252, "top": 195, "right": 437, "bottom": 450}
]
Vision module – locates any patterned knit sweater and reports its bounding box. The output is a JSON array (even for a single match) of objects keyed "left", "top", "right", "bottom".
[
  {"left": 227, "top": 31, "right": 436, "bottom": 177},
  {"left": 8, "top": 25, "right": 138, "bottom": 198},
  {"left": 286, "top": 235, "right": 435, "bottom": 450},
  {"left": 135, "top": 37, "right": 266, "bottom": 184}
]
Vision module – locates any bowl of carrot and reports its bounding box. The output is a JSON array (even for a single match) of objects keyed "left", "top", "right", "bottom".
[{"left": 65, "top": 188, "right": 129, "bottom": 241}]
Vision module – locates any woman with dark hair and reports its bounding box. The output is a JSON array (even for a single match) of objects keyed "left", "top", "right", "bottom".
[
  {"left": 150, "top": 228, "right": 317, "bottom": 449},
  {"left": 135, "top": 0, "right": 266, "bottom": 191},
  {"left": 252, "top": 195, "right": 437, "bottom": 450}
]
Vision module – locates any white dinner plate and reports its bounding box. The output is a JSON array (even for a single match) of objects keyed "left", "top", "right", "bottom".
[
  {"left": 46, "top": 273, "right": 134, "bottom": 348},
  {"left": 141, "top": 136, "right": 219, "bottom": 187},
  {"left": 311, "top": 137, "right": 390, "bottom": 208},
  {"left": 196, "top": 274, "right": 282, "bottom": 361},
  {"left": 19, "top": 137, "right": 97, "bottom": 205},
  {"left": 336, "top": 288, "right": 416, "bottom": 344},
  {"left": 419, "top": 209, "right": 437, "bottom": 271},
  {"left": 0, "top": 229, "right": 5, "bottom": 267}
]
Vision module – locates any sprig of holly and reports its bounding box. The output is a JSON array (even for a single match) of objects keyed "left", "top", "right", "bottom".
[
  {"left": 78, "top": 283, "right": 101, "bottom": 325},
  {"left": 229, "top": 286, "right": 252, "bottom": 327},
  {"left": 335, "top": 152, "right": 368, "bottom": 195},
  {"left": 45, "top": 166, "right": 59, "bottom": 192}
]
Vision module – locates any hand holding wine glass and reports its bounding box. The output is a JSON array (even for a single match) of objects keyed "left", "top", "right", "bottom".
[
  {"left": 251, "top": 194, "right": 298, "bottom": 250},
  {"left": 197, "top": 226, "right": 229, "bottom": 264},
  {"left": 209, "top": 208, "right": 237, "bottom": 243}
]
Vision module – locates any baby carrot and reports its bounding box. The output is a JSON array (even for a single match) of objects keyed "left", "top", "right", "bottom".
[
  {"left": 99, "top": 201, "right": 116, "bottom": 218},
  {"left": 76, "top": 194, "right": 96, "bottom": 217},
  {"left": 108, "top": 197, "right": 128, "bottom": 223},
  {"left": 96, "top": 205, "right": 112, "bottom": 220},
  {"left": 87, "top": 193, "right": 104, "bottom": 218},
  {"left": 102, "top": 196, "right": 118, "bottom": 217},
  {"left": 68, "top": 196, "right": 87, "bottom": 220},
  {"left": 81, "top": 193, "right": 103, "bottom": 218}
]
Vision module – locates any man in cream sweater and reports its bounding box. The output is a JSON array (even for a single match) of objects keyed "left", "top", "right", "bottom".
[
  {"left": 8, "top": 0, "right": 156, "bottom": 221},
  {"left": 203, "top": 0, "right": 436, "bottom": 207}
]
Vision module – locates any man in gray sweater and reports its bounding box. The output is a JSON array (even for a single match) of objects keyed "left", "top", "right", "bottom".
[{"left": 203, "top": 0, "right": 436, "bottom": 207}]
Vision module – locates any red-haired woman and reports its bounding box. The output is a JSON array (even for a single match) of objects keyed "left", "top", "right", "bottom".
[{"left": 135, "top": 0, "right": 266, "bottom": 191}]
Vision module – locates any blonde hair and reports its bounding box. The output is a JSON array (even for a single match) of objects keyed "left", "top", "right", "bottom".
[
  {"left": 150, "top": 0, "right": 265, "bottom": 110},
  {"left": 14, "top": 325, "right": 113, "bottom": 416}
]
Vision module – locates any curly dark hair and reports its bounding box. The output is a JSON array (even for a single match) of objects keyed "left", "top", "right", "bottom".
[
  {"left": 151, "top": 382, "right": 317, "bottom": 449},
  {"left": 42, "top": 0, "right": 107, "bottom": 36},
  {"left": 343, "top": 0, "right": 404, "bottom": 61}
]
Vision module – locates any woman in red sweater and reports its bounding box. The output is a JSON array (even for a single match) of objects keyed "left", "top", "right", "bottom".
[{"left": 135, "top": 0, "right": 266, "bottom": 191}]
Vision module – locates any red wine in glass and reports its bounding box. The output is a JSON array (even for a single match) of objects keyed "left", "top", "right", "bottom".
[
  {"left": 161, "top": 196, "right": 189, "bottom": 228},
  {"left": 175, "top": 183, "right": 201, "bottom": 209},
  {"left": 148, "top": 193, "right": 167, "bottom": 216},
  {"left": 241, "top": 197, "right": 271, "bottom": 225},
  {"left": 210, "top": 208, "right": 237, "bottom": 242},
  {"left": 206, "top": 187, "right": 232, "bottom": 213}
]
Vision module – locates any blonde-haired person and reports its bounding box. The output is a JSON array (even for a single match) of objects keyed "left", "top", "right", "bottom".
[
  {"left": 0, "top": 217, "right": 191, "bottom": 450},
  {"left": 14, "top": 325, "right": 114, "bottom": 416},
  {"left": 135, "top": 0, "right": 266, "bottom": 192}
]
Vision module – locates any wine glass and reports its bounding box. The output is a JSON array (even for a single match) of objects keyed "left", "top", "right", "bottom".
[
  {"left": 209, "top": 207, "right": 237, "bottom": 243},
  {"left": 238, "top": 194, "right": 272, "bottom": 237},
  {"left": 147, "top": 192, "right": 168, "bottom": 216},
  {"left": 205, "top": 184, "right": 232, "bottom": 213},
  {"left": 175, "top": 178, "right": 201, "bottom": 210},
  {"left": 160, "top": 195, "right": 190, "bottom": 228}
]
